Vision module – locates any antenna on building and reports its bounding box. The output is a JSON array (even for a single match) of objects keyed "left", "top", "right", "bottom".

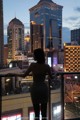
[
  {"left": 15, "top": 11, "right": 16, "bottom": 18},
  {"left": 27, "top": 31, "right": 29, "bottom": 35}
]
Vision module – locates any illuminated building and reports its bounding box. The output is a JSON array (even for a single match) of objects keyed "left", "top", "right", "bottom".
[
  {"left": 30, "top": 23, "right": 43, "bottom": 52},
  {"left": 14, "top": 52, "right": 27, "bottom": 61},
  {"left": 7, "top": 17, "right": 24, "bottom": 61},
  {"left": 0, "top": 0, "right": 4, "bottom": 68},
  {"left": 24, "top": 32, "right": 31, "bottom": 52},
  {"left": 29, "top": 0, "right": 63, "bottom": 51},
  {"left": 64, "top": 44, "right": 80, "bottom": 72}
]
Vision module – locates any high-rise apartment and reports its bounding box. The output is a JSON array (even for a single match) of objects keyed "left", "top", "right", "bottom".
[
  {"left": 64, "top": 44, "right": 80, "bottom": 72},
  {"left": 7, "top": 17, "right": 24, "bottom": 61},
  {"left": 0, "top": 0, "right": 4, "bottom": 68},
  {"left": 71, "top": 28, "right": 80, "bottom": 45},
  {"left": 29, "top": 0, "right": 63, "bottom": 51}
]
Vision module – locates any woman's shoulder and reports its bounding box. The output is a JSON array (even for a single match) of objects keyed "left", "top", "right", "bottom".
[
  {"left": 30, "top": 62, "right": 38, "bottom": 67},
  {"left": 30, "top": 62, "right": 50, "bottom": 68},
  {"left": 44, "top": 63, "right": 50, "bottom": 68},
  {"left": 30, "top": 62, "right": 36, "bottom": 66}
]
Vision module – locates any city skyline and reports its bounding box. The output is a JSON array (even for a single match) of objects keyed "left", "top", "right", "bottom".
[{"left": 3, "top": 0, "right": 80, "bottom": 44}]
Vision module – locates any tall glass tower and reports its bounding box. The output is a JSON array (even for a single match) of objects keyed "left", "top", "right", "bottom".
[
  {"left": 0, "top": 0, "right": 4, "bottom": 68},
  {"left": 29, "top": 0, "right": 63, "bottom": 51},
  {"left": 7, "top": 18, "right": 24, "bottom": 60}
]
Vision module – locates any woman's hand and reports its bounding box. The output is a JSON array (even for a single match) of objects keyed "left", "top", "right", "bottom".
[{"left": 6, "top": 73, "right": 16, "bottom": 77}]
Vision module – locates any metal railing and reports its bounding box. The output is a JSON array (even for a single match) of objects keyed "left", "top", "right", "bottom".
[{"left": 0, "top": 72, "right": 80, "bottom": 120}]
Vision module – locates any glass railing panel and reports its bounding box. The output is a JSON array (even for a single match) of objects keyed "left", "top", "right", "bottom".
[
  {"left": 1, "top": 75, "right": 34, "bottom": 120},
  {"left": 64, "top": 73, "right": 80, "bottom": 120},
  {"left": 1, "top": 74, "right": 62, "bottom": 120},
  {"left": 50, "top": 74, "right": 62, "bottom": 120},
  {"left": 1, "top": 76, "right": 33, "bottom": 96}
]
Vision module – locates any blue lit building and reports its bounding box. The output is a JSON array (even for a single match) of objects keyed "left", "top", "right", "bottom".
[{"left": 29, "top": 0, "right": 63, "bottom": 51}]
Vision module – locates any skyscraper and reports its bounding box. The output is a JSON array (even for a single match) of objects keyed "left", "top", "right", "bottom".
[
  {"left": 7, "top": 17, "right": 24, "bottom": 61},
  {"left": 71, "top": 28, "right": 80, "bottom": 45},
  {"left": 29, "top": 0, "right": 63, "bottom": 51},
  {"left": 0, "top": 0, "right": 4, "bottom": 68}
]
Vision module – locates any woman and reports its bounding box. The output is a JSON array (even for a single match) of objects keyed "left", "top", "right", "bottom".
[
  {"left": 22, "top": 48, "right": 52, "bottom": 120},
  {"left": 9, "top": 48, "right": 52, "bottom": 120}
]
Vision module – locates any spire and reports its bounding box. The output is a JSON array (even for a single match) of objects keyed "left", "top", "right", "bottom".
[
  {"left": 40, "top": 0, "right": 52, "bottom": 1},
  {"left": 38, "top": 0, "right": 53, "bottom": 4}
]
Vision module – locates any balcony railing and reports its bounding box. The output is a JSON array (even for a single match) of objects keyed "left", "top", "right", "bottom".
[{"left": 0, "top": 72, "right": 80, "bottom": 120}]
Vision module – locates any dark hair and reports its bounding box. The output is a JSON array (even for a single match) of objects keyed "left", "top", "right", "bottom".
[{"left": 33, "top": 48, "right": 45, "bottom": 64}]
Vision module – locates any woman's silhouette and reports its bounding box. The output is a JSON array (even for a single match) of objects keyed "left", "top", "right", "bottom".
[
  {"left": 8, "top": 48, "right": 52, "bottom": 120},
  {"left": 21, "top": 48, "right": 52, "bottom": 120}
]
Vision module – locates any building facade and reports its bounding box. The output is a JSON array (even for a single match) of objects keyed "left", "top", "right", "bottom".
[
  {"left": 0, "top": 0, "right": 4, "bottom": 68},
  {"left": 30, "top": 23, "right": 43, "bottom": 52},
  {"left": 29, "top": 0, "right": 63, "bottom": 51},
  {"left": 64, "top": 44, "right": 80, "bottom": 72},
  {"left": 7, "top": 17, "right": 24, "bottom": 61},
  {"left": 71, "top": 28, "right": 80, "bottom": 45},
  {"left": 4, "top": 44, "right": 8, "bottom": 66}
]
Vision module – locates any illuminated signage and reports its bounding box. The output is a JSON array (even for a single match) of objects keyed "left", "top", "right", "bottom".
[
  {"left": 28, "top": 57, "right": 36, "bottom": 65},
  {"left": 52, "top": 104, "right": 61, "bottom": 120},
  {"left": 28, "top": 107, "right": 42, "bottom": 120},
  {"left": 53, "top": 57, "right": 57, "bottom": 65},
  {"left": 29, "top": 111, "right": 42, "bottom": 120},
  {"left": 2, "top": 114, "right": 21, "bottom": 120},
  {"left": 48, "top": 57, "right": 51, "bottom": 67}
]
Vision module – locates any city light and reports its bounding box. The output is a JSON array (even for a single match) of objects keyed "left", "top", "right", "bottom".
[
  {"left": 1, "top": 0, "right": 80, "bottom": 120},
  {"left": 74, "top": 75, "right": 78, "bottom": 79},
  {"left": 53, "top": 105, "right": 61, "bottom": 115},
  {"left": 6, "top": 78, "right": 10, "bottom": 82}
]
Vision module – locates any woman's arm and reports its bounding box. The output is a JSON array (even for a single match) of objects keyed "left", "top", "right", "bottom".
[
  {"left": 20, "top": 64, "right": 32, "bottom": 77},
  {"left": 6, "top": 63, "right": 33, "bottom": 77},
  {"left": 21, "top": 63, "right": 32, "bottom": 77}
]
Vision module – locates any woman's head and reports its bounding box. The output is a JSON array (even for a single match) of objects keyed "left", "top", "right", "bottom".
[{"left": 33, "top": 48, "right": 45, "bottom": 64}]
